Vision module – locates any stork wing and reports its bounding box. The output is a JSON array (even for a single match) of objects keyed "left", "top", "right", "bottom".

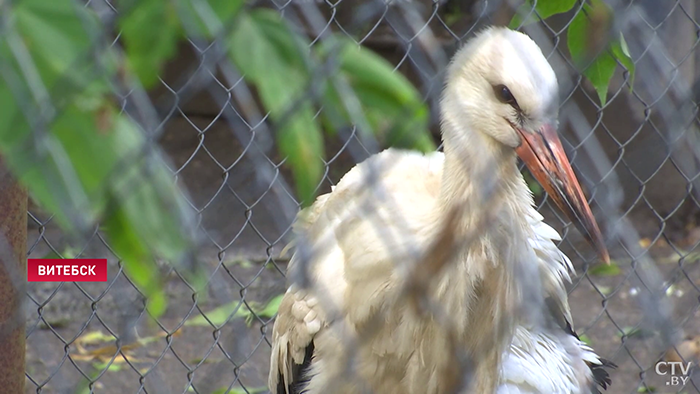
[
  {"left": 269, "top": 191, "right": 334, "bottom": 394},
  {"left": 498, "top": 210, "right": 614, "bottom": 394},
  {"left": 269, "top": 149, "right": 444, "bottom": 394},
  {"left": 269, "top": 284, "right": 324, "bottom": 394}
]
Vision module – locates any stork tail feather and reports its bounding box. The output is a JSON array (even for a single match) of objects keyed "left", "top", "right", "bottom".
[
  {"left": 277, "top": 342, "right": 315, "bottom": 394},
  {"left": 589, "top": 358, "right": 617, "bottom": 393}
]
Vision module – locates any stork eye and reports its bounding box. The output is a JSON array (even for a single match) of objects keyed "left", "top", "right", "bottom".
[{"left": 494, "top": 84, "right": 519, "bottom": 110}]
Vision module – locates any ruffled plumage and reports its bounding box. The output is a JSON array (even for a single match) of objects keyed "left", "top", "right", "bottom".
[{"left": 269, "top": 150, "right": 614, "bottom": 394}]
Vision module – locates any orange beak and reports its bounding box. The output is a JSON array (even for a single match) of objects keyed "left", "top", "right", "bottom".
[{"left": 515, "top": 123, "right": 610, "bottom": 264}]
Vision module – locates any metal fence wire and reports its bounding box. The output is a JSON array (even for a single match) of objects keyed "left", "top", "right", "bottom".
[{"left": 13, "top": 0, "right": 700, "bottom": 393}]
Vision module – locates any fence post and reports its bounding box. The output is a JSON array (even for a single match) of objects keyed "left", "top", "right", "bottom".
[{"left": 0, "top": 159, "right": 27, "bottom": 393}]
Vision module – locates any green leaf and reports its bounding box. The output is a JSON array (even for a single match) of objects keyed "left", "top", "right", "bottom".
[
  {"left": 197, "top": 387, "right": 267, "bottom": 394},
  {"left": 258, "top": 294, "right": 284, "bottom": 318},
  {"left": 611, "top": 33, "right": 635, "bottom": 88},
  {"left": 522, "top": 170, "right": 543, "bottom": 196},
  {"left": 321, "top": 40, "right": 435, "bottom": 152},
  {"left": 176, "top": 0, "right": 246, "bottom": 38},
  {"left": 77, "top": 330, "right": 117, "bottom": 345},
  {"left": 683, "top": 251, "right": 700, "bottom": 264},
  {"left": 186, "top": 294, "right": 284, "bottom": 327},
  {"left": 567, "top": 1, "right": 617, "bottom": 105},
  {"left": 617, "top": 326, "right": 652, "bottom": 339},
  {"left": 186, "top": 301, "right": 248, "bottom": 327},
  {"left": 578, "top": 333, "right": 593, "bottom": 346},
  {"left": 589, "top": 261, "right": 621, "bottom": 276},
  {"left": 219, "top": 387, "right": 267, "bottom": 394},
  {"left": 566, "top": 0, "right": 635, "bottom": 104},
  {"left": 597, "top": 285, "right": 612, "bottom": 296},
  {"left": 118, "top": 0, "right": 182, "bottom": 88},
  {"left": 11, "top": 0, "right": 106, "bottom": 89},
  {"left": 102, "top": 117, "right": 200, "bottom": 316},
  {"left": 0, "top": 0, "right": 113, "bottom": 139},
  {"left": 93, "top": 360, "right": 122, "bottom": 372},
  {"left": 251, "top": 11, "right": 310, "bottom": 69},
  {"left": 509, "top": 0, "right": 577, "bottom": 29},
  {"left": 637, "top": 387, "right": 656, "bottom": 393},
  {"left": 618, "top": 326, "right": 639, "bottom": 337},
  {"left": 228, "top": 11, "right": 323, "bottom": 205},
  {"left": 444, "top": 11, "right": 464, "bottom": 27},
  {"left": 102, "top": 203, "right": 167, "bottom": 316}
]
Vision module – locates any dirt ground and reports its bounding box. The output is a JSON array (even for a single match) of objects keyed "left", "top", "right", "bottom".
[{"left": 563, "top": 226, "right": 700, "bottom": 394}]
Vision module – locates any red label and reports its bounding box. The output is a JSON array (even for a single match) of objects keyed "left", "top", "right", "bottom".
[{"left": 27, "top": 259, "right": 108, "bottom": 282}]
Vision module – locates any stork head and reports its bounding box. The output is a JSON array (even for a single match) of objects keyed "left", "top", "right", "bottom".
[{"left": 441, "top": 27, "right": 609, "bottom": 264}]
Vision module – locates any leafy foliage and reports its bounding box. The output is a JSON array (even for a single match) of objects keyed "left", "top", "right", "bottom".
[
  {"left": 328, "top": 41, "right": 433, "bottom": 153},
  {"left": 0, "top": 0, "right": 200, "bottom": 316},
  {"left": 223, "top": 10, "right": 433, "bottom": 204},
  {"left": 510, "top": 0, "right": 635, "bottom": 105},
  {"left": 0, "top": 0, "right": 432, "bottom": 317},
  {"left": 509, "top": 0, "right": 577, "bottom": 28},
  {"left": 119, "top": 0, "right": 183, "bottom": 88},
  {"left": 227, "top": 11, "right": 324, "bottom": 205}
]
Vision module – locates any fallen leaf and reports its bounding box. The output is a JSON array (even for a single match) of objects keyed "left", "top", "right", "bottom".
[
  {"left": 73, "top": 329, "right": 182, "bottom": 359},
  {"left": 589, "top": 261, "right": 622, "bottom": 276}
]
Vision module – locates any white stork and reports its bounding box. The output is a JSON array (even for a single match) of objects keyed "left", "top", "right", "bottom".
[{"left": 268, "top": 27, "right": 614, "bottom": 394}]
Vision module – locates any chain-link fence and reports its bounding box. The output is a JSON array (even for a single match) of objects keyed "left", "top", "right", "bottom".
[{"left": 8, "top": 0, "right": 700, "bottom": 393}]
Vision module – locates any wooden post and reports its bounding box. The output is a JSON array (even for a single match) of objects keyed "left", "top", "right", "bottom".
[{"left": 0, "top": 159, "right": 27, "bottom": 393}]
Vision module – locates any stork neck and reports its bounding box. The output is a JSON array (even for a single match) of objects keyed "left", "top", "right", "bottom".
[{"left": 437, "top": 125, "right": 524, "bottom": 224}]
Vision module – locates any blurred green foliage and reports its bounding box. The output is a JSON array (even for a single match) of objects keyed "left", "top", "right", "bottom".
[
  {"left": 0, "top": 0, "right": 433, "bottom": 316},
  {"left": 510, "top": 0, "right": 635, "bottom": 105}
]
